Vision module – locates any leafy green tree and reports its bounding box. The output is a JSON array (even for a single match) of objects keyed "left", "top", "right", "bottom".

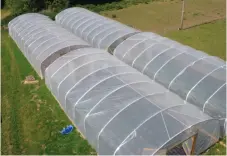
[
  {"left": 6, "top": 0, "right": 29, "bottom": 15},
  {"left": 50, "top": 0, "right": 68, "bottom": 11},
  {"left": 5, "top": 0, "right": 45, "bottom": 15}
]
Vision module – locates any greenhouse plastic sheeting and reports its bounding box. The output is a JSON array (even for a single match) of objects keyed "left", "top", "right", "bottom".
[
  {"left": 45, "top": 47, "right": 219, "bottom": 155},
  {"left": 55, "top": 7, "right": 139, "bottom": 51},
  {"left": 8, "top": 13, "right": 90, "bottom": 78},
  {"left": 113, "top": 32, "right": 226, "bottom": 123},
  {"left": 55, "top": 8, "right": 226, "bottom": 127}
]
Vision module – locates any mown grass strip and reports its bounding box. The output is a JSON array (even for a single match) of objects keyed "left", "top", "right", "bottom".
[
  {"left": 166, "top": 19, "right": 226, "bottom": 60},
  {"left": 1, "top": 30, "right": 95, "bottom": 155}
]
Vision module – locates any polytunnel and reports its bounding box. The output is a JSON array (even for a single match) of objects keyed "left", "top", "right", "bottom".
[
  {"left": 8, "top": 11, "right": 225, "bottom": 155},
  {"left": 112, "top": 32, "right": 227, "bottom": 136},
  {"left": 8, "top": 13, "right": 90, "bottom": 78},
  {"left": 55, "top": 8, "right": 226, "bottom": 136},
  {"left": 45, "top": 47, "right": 220, "bottom": 155},
  {"left": 55, "top": 7, "right": 139, "bottom": 52}
]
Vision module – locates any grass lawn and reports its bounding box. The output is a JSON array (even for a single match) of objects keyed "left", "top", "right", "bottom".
[
  {"left": 204, "top": 137, "right": 226, "bottom": 155},
  {"left": 103, "top": 0, "right": 226, "bottom": 60},
  {"left": 1, "top": 30, "right": 95, "bottom": 155},
  {"left": 166, "top": 19, "right": 226, "bottom": 60},
  {"left": 103, "top": 0, "right": 226, "bottom": 34}
]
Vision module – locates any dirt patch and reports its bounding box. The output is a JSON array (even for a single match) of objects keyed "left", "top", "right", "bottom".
[
  {"left": 30, "top": 85, "right": 40, "bottom": 93},
  {"left": 37, "top": 103, "right": 40, "bottom": 111},
  {"left": 220, "top": 141, "right": 226, "bottom": 147},
  {"left": 29, "top": 90, "right": 46, "bottom": 112},
  {"left": 90, "top": 151, "right": 96, "bottom": 155},
  {"left": 41, "top": 144, "right": 46, "bottom": 150},
  {"left": 1, "top": 26, "right": 8, "bottom": 30},
  {"left": 1, "top": 9, "right": 11, "bottom": 20},
  {"left": 22, "top": 75, "right": 39, "bottom": 84},
  {"left": 30, "top": 94, "right": 39, "bottom": 102}
]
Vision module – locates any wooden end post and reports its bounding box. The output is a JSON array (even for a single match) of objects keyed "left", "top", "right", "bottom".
[
  {"left": 179, "top": 0, "right": 185, "bottom": 30},
  {"left": 190, "top": 133, "right": 198, "bottom": 155}
]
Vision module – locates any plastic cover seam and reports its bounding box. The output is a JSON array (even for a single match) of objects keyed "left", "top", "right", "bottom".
[
  {"left": 131, "top": 42, "right": 158, "bottom": 67},
  {"left": 97, "top": 28, "right": 127, "bottom": 49},
  {"left": 202, "top": 83, "right": 226, "bottom": 111},
  {"left": 97, "top": 91, "right": 167, "bottom": 153},
  {"left": 185, "top": 65, "right": 226, "bottom": 102},
  {"left": 49, "top": 51, "right": 105, "bottom": 90},
  {"left": 141, "top": 47, "right": 173, "bottom": 73},
  {"left": 64, "top": 64, "right": 127, "bottom": 108},
  {"left": 72, "top": 72, "right": 142, "bottom": 119},
  {"left": 153, "top": 51, "right": 186, "bottom": 80},
  {"left": 122, "top": 38, "right": 148, "bottom": 59},
  {"left": 168, "top": 56, "right": 210, "bottom": 89},
  {"left": 56, "top": 58, "right": 113, "bottom": 98},
  {"left": 113, "top": 104, "right": 186, "bottom": 155},
  {"left": 73, "top": 16, "right": 97, "bottom": 34},
  {"left": 153, "top": 118, "right": 217, "bottom": 155},
  {"left": 83, "top": 80, "right": 153, "bottom": 134},
  {"left": 161, "top": 112, "right": 170, "bottom": 139},
  {"left": 92, "top": 24, "right": 120, "bottom": 46}
]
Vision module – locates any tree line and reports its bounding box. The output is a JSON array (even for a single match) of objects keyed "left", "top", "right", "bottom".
[
  {"left": 3, "top": 0, "right": 119, "bottom": 15},
  {"left": 1, "top": 0, "right": 151, "bottom": 26}
]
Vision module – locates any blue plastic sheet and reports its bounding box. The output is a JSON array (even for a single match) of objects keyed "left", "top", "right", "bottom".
[{"left": 60, "top": 125, "right": 74, "bottom": 135}]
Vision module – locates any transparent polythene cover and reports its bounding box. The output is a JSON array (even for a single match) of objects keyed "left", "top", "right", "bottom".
[
  {"left": 8, "top": 13, "right": 90, "bottom": 78},
  {"left": 9, "top": 11, "right": 224, "bottom": 155},
  {"left": 55, "top": 7, "right": 139, "bottom": 50},
  {"left": 45, "top": 48, "right": 219, "bottom": 155},
  {"left": 113, "top": 32, "right": 226, "bottom": 122},
  {"left": 56, "top": 9, "right": 226, "bottom": 125}
]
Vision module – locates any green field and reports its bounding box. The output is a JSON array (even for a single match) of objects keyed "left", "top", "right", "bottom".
[
  {"left": 1, "top": 30, "right": 96, "bottom": 155},
  {"left": 103, "top": 0, "right": 226, "bottom": 34},
  {"left": 166, "top": 20, "right": 226, "bottom": 60},
  {"left": 103, "top": 0, "right": 226, "bottom": 60}
]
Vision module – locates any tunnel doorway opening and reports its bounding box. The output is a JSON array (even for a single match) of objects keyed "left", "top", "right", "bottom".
[{"left": 167, "top": 133, "right": 198, "bottom": 155}]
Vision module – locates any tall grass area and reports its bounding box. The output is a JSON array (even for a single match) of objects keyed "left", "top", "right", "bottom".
[{"left": 1, "top": 30, "right": 95, "bottom": 155}]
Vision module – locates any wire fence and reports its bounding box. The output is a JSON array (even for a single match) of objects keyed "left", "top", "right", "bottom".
[{"left": 179, "top": 0, "right": 225, "bottom": 30}]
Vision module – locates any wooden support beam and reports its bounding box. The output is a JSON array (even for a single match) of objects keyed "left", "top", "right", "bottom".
[
  {"left": 190, "top": 133, "right": 198, "bottom": 155},
  {"left": 179, "top": 0, "right": 185, "bottom": 30}
]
